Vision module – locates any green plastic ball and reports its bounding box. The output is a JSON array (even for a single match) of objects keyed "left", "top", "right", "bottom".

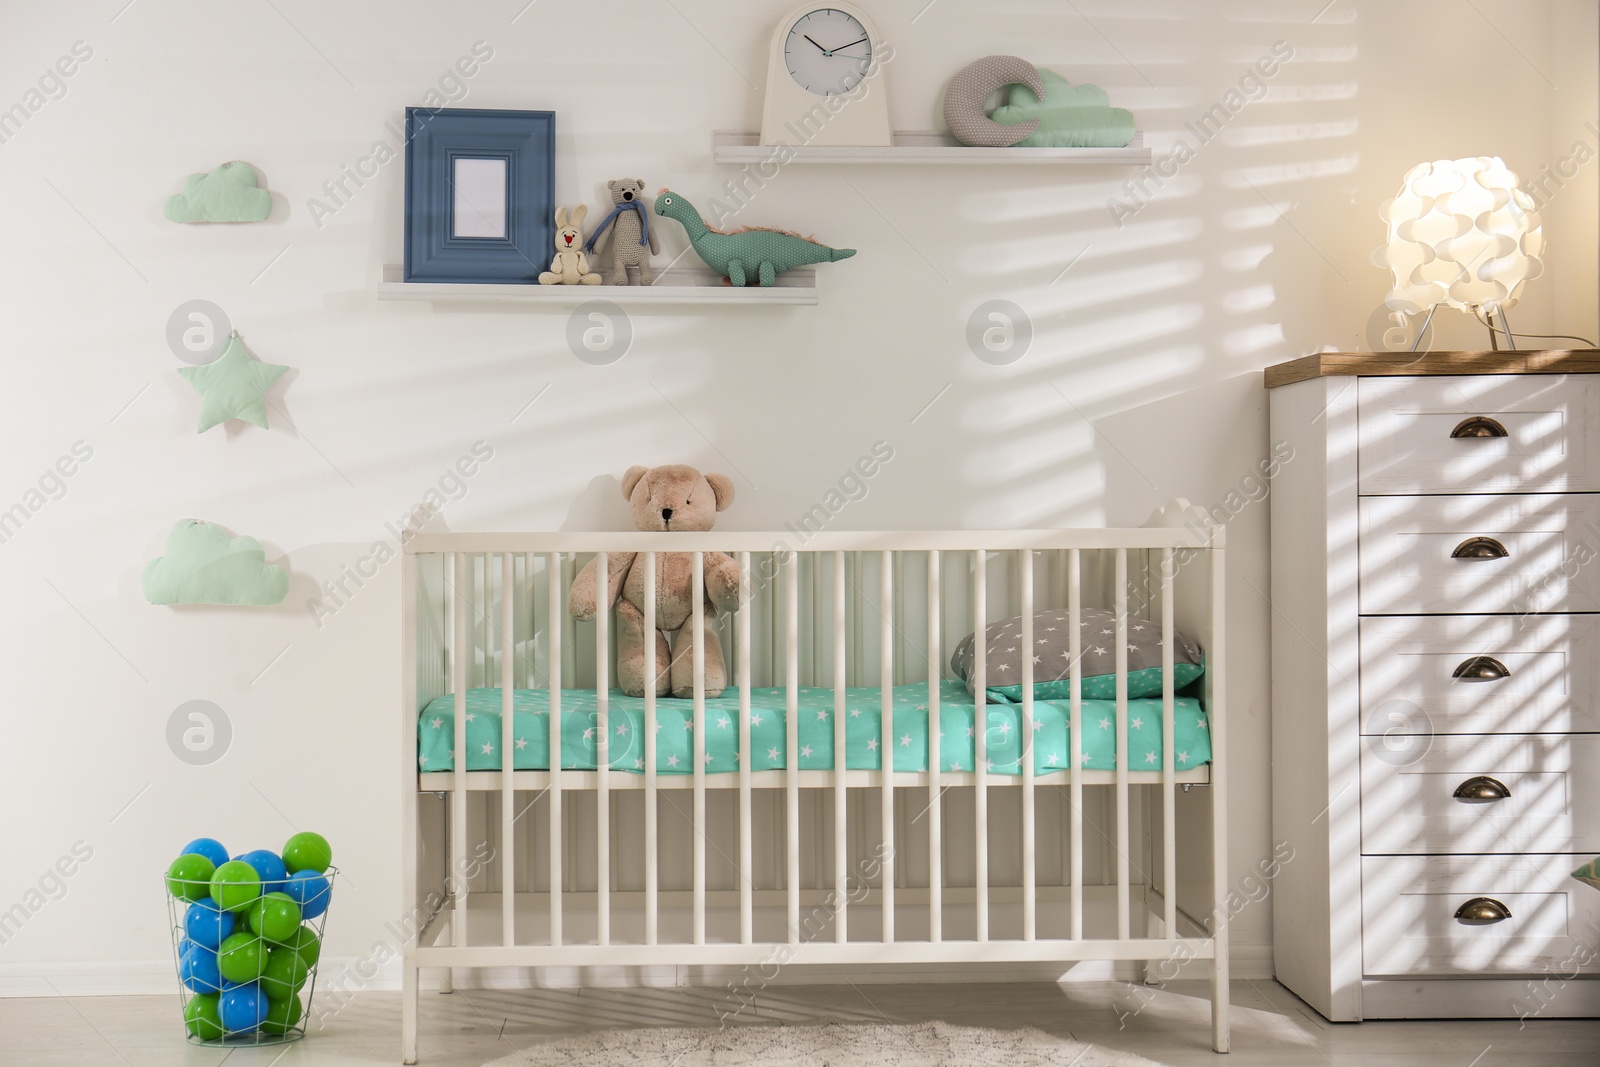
[
  {"left": 258, "top": 946, "right": 310, "bottom": 999},
  {"left": 259, "top": 992, "right": 303, "bottom": 1036},
  {"left": 166, "top": 854, "right": 216, "bottom": 902},
  {"left": 209, "top": 860, "right": 262, "bottom": 913},
  {"left": 183, "top": 993, "right": 224, "bottom": 1040},
  {"left": 247, "top": 892, "right": 303, "bottom": 943},
  {"left": 277, "top": 925, "right": 321, "bottom": 970},
  {"left": 281, "top": 832, "right": 332, "bottom": 874},
  {"left": 216, "top": 932, "right": 268, "bottom": 984}
]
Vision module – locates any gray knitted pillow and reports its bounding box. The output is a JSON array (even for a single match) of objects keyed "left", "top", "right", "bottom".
[{"left": 950, "top": 608, "right": 1203, "bottom": 702}]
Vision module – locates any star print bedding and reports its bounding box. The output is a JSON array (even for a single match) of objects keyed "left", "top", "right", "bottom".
[
  {"left": 950, "top": 608, "right": 1204, "bottom": 702},
  {"left": 417, "top": 679, "right": 1212, "bottom": 775}
]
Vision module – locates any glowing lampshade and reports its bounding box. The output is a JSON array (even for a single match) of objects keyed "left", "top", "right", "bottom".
[{"left": 1378, "top": 156, "right": 1544, "bottom": 315}]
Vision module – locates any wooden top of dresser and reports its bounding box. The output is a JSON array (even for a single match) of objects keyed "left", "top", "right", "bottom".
[{"left": 1263, "top": 349, "right": 1600, "bottom": 389}]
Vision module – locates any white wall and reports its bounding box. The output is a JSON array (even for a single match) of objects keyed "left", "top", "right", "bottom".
[{"left": 0, "top": 0, "right": 1594, "bottom": 993}]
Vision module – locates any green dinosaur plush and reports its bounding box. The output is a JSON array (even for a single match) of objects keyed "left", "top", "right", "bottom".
[{"left": 652, "top": 190, "right": 855, "bottom": 287}]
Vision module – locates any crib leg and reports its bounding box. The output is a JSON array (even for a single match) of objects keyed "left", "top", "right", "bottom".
[
  {"left": 1210, "top": 949, "right": 1230, "bottom": 1053},
  {"left": 402, "top": 955, "right": 420, "bottom": 1064},
  {"left": 439, "top": 966, "right": 453, "bottom": 994}
]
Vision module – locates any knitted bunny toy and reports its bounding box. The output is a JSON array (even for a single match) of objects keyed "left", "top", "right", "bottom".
[{"left": 538, "top": 204, "right": 603, "bottom": 285}]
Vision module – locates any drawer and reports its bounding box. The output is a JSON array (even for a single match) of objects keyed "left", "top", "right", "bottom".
[
  {"left": 1358, "top": 493, "right": 1600, "bottom": 614},
  {"left": 1358, "top": 375, "right": 1600, "bottom": 495},
  {"left": 1363, "top": 854, "right": 1600, "bottom": 977},
  {"left": 1361, "top": 734, "right": 1600, "bottom": 855},
  {"left": 1360, "top": 615, "right": 1600, "bottom": 735}
]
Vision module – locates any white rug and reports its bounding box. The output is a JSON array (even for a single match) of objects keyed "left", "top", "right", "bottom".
[{"left": 487, "top": 1020, "right": 1168, "bottom": 1066}]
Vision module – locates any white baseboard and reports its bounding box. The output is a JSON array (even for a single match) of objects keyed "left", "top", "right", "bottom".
[{"left": 0, "top": 944, "right": 1273, "bottom": 998}]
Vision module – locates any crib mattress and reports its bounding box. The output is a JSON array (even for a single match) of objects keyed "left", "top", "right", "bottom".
[{"left": 417, "top": 679, "right": 1211, "bottom": 775}]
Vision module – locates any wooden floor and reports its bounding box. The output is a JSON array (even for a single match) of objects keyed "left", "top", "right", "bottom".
[{"left": 1, "top": 979, "right": 1596, "bottom": 1065}]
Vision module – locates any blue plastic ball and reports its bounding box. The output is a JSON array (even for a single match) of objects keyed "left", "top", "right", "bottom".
[
  {"left": 219, "top": 983, "right": 270, "bottom": 1034},
  {"left": 235, "top": 850, "right": 288, "bottom": 894},
  {"left": 179, "top": 942, "right": 222, "bottom": 994},
  {"left": 283, "top": 870, "right": 332, "bottom": 920},
  {"left": 180, "top": 838, "right": 230, "bottom": 869},
  {"left": 183, "top": 898, "right": 235, "bottom": 950}
]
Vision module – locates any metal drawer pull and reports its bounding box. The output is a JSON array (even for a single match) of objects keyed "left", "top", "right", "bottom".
[
  {"left": 1455, "top": 897, "right": 1513, "bottom": 924},
  {"left": 1451, "top": 416, "right": 1509, "bottom": 438},
  {"left": 1452, "top": 775, "right": 1511, "bottom": 802},
  {"left": 1452, "top": 536, "right": 1509, "bottom": 560},
  {"left": 1452, "top": 656, "right": 1511, "bottom": 681}
]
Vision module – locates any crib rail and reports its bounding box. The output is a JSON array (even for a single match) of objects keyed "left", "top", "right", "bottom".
[{"left": 401, "top": 518, "right": 1228, "bottom": 1062}]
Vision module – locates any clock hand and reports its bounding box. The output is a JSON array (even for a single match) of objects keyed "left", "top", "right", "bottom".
[
  {"left": 833, "top": 36, "right": 870, "bottom": 50},
  {"left": 804, "top": 34, "right": 829, "bottom": 54}
]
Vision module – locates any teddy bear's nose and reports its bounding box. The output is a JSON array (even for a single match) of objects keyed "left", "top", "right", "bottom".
[
  {"left": 623, "top": 190, "right": 634, "bottom": 201},
  {"left": 661, "top": 507, "right": 673, "bottom": 523}
]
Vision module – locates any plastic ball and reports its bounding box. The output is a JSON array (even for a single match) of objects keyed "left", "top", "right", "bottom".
[
  {"left": 209, "top": 860, "right": 262, "bottom": 913},
  {"left": 183, "top": 898, "right": 235, "bottom": 950},
  {"left": 247, "top": 893, "right": 303, "bottom": 943},
  {"left": 178, "top": 942, "right": 222, "bottom": 994},
  {"left": 180, "top": 838, "right": 230, "bottom": 869},
  {"left": 283, "top": 870, "right": 332, "bottom": 920},
  {"left": 281, "top": 832, "right": 332, "bottom": 874},
  {"left": 278, "top": 926, "right": 321, "bottom": 969},
  {"left": 219, "top": 984, "right": 269, "bottom": 1034},
  {"left": 183, "top": 993, "right": 224, "bottom": 1039},
  {"left": 216, "top": 932, "right": 268, "bottom": 984},
  {"left": 258, "top": 946, "right": 310, "bottom": 999},
  {"left": 259, "top": 993, "right": 303, "bottom": 1036},
  {"left": 166, "top": 854, "right": 216, "bottom": 902},
  {"left": 235, "top": 849, "right": 288, "bottom": 894}
]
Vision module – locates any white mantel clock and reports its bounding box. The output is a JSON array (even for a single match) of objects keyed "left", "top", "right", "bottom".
[{"left": 759, "top": 3, "right": 892, "bottom": 148}]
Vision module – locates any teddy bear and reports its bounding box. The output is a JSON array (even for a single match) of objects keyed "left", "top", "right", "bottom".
[
  {"left": 568, "top": 464, "right": 741, "bottom": 697},
  {"left": 585, "top": 179, "right": 660, "bottom": 285},
  {"left": 538, "top": 204, "right": 603, "bottom": 285}
]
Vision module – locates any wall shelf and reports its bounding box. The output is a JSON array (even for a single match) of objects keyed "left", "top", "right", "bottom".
[
  {"left": 376, "top": 265, "right": 817, "bottom": 306},
  {"left": 712, "top": 130, "right": 1151, "bottom": 166}
]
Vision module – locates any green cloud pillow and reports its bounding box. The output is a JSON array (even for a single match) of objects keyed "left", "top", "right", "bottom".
[
  {"left": 143, "top": 520, "right": 288, "bottom": 606},
  {"left": 165, "top": 161, "right": 272, "bottom": 223},
  {"left": 990, "top": 70, "right": 1135, "bottom": 149}
]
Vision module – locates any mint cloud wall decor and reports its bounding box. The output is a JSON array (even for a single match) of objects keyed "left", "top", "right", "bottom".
[
  {"left": 142, "top": 520, "right": 289, "bottom": 606},
  {"left": 165, "top": 160, "right": 272, "bottom": 223},
  {"left": 990, "top": 70, "right": 1135, "bottom": 149}
]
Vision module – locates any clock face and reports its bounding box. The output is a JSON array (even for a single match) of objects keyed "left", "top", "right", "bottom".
[{"left": 784, "top": 8, "right": 873, "bottom": 97}]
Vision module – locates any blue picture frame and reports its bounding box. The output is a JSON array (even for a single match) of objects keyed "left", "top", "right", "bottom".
[{"left": 404, "top": 107, "right": 554, "bottom": 284}]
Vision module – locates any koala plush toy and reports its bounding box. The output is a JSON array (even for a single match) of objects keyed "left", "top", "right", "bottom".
[
  {"left": 585, "top": 179, "right": 660, "bottom": 285},
  {"left": 568, "top": 464, "right": 740, "bottom": 697}
]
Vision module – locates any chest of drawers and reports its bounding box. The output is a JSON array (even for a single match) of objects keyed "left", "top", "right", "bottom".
[{"left": 1266, "top": 352, "right": 1600, "bottom": 1021}]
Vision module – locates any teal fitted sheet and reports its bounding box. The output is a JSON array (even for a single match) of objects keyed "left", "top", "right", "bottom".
[{"left": 418, "top": 679, "right": 1210, "bottom": 776}]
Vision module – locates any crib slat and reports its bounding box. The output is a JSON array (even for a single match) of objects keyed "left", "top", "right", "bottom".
[
  {"left": 973, "top": 549, "right": 988, "bottom": 942},
  {"left": 451, "top": 554, "right": 469, "bottom": 972},
  {"left": 500, "top": 553, "right": 515, "bottom": 946},
  {"left": 644, "top": 552, "right": 658, "bottom": 946},
  {"left": 926, "top": 550, "right": 942, "bottom": 943},
  {"left": 832, "top": 550, "right": 848, "bottom": 943},
  {"left": 693, "top": 551, "right": 706, "bottom": 946},
  {"left": 596, "top": 553, "right": 610, "bottom": 947},
  {"left": 879, "top": 550, "right": 894, "bottom": 943},
  {"left": 1161, "top": 548, "right": 1177, "bottom": 938},
  {"left": 1210, "top": 532, "right": 1231, "bottom": 1053},
  {"left": 1020, "top": 549, "right": 1035, "bottom": 942},
  {"left": 1115, "top": 548, "right": 1130, "bottom": 940},
  {"left": 738, "top": 552, "right": 753, "bottom": 945},
  {"left": 786, "top": 550, "right": 801, "bottom": 943},
  {"left": 1068, "top": 549, "right": 1083, "bottom": 940},
  {"left": 547, "top": 553, "right": 563, "bottom": 947}
]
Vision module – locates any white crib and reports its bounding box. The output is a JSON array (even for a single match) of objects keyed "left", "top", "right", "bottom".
[{"left": 399, "top": 509, "right": 1228, "bottom": 1063}]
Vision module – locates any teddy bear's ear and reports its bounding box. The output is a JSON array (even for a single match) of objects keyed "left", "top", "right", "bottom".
[
  {"left": 621, "top": 465, "right": 649, "bottom": 501},
  {"left": 555, "top": 205, "right": 568, "bottom": 227},
  {"left": 572, "top": 203, "right": 588, "bottom": 225},
  {"left": 636, "top": 179, "right": 646, "bottom": 190},
  {"left": 607, "top": 179, "right": 619, "bottom": 190},
  {"left": 706, "top": 473, "right": 735, "bottom": 512}
]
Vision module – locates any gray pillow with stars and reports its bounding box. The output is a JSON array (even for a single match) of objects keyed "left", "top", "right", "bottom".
[{"left": 950, "top": 608, "right": 1204, "bottom": 702}]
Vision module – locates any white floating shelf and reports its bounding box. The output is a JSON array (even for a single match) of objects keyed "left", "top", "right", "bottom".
[
  {"left": 713, "top": 129, "right": 1151, "bottom": 166},
  {"left": 376, "top": 265, "right": 817, "bottom": 306}
]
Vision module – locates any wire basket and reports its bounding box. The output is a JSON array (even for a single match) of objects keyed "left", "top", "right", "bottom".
[{"left": 166, "top": 866, "right": 336, "bottom": 1046}]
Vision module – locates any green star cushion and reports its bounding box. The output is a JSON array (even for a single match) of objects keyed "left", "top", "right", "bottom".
[
  {"left": 178, "top": 333, "right": 288, "bottom": 432},
  {"left": 417, "top": 680, "right": 1212, "bottom": 775},
  {"left": 1575, "top": 858, "right": 1600, "bottom": 892}
]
